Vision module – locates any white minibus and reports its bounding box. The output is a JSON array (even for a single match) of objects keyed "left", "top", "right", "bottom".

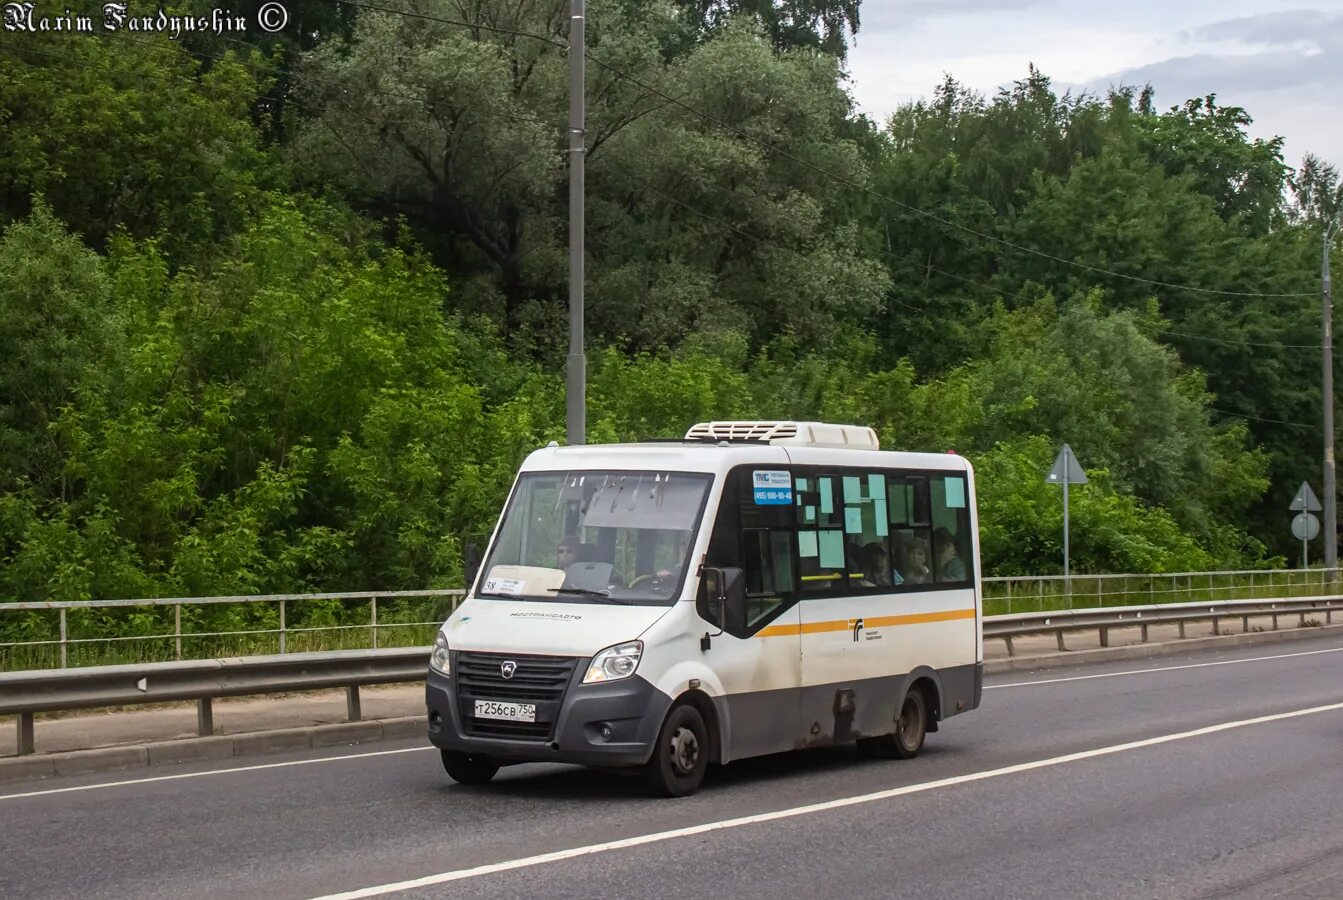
[{"left": 426, "top": 421, "right": 983, "bottom": 796}]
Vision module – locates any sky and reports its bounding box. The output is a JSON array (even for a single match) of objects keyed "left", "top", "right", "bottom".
[{"left": 845, "top": 1, "right": 1343, "bottom": 171}]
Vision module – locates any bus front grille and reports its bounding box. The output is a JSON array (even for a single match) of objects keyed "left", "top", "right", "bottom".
[{"left": 455, "top": 652, "right": 578, "bottom": 742}]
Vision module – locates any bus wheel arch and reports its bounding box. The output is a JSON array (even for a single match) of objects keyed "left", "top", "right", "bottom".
[{"left": 675, "top": 689, "right": 724, "bottom": 766}]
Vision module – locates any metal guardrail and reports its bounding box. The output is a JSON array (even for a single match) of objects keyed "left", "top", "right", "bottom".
[
  {"left": 981, "top": 568, "right": 1342, "bottom": 614},
  {"left": 7, "top": 595, "right": 1343, "bottom": 757},
  {"left": 3, "top": 569, "right": 1341, "bottom": 670},
  {"left": 0, "top": 647, "right": 429, "bottom": 756},
  {"left": 0, "top": 589, "right": 466, "bottom": 671},
  {"left": 984, "top": 596, "right": 1343, "bottom": 656}
]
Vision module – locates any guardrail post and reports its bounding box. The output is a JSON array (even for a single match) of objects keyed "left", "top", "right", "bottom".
[
  {"left": 174, "top": 604, "right": 182, "bottom": 661},
  {"left": 17, "top": 713, "right": 35, "bottom": 755},
  {"left": 1098, "top": 625, "right": 1109, "bottom": 648},
  {"left": 1241, "top": 614, "right": 1249, "bottom": 633},
  {"left": 1140, "top": 623, "right": 1149, "bottom": 643},
  {"left": 371, "top": 595, "right": 379, "bottom": 650},
  {"left": 1056, "top": 631, "right": 1066, "bottom": 651},
  {"left": 1212, "top": 615, "right": 1220, "bottom": 636},
  {"left": 346, "top": 686, "right": 362, "bottom": 722},
  {"left": 59, "top": 609, "right": 67, "bottom": 669},
  {"left": 1272, "top": 612, "right": 1279, "bottom": 630},
  {"left": 197, "top": 698, "right": 214, "bottom": 737},
  {"left": 279, "top": 599, "right": 286, "bottom": 654}
]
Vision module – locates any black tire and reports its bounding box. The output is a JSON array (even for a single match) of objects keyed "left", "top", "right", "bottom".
[
  {"left": 644, "top": 704, "right": 709, "bottom": 797},
  {"left": 440, "top": 749, "right": 499, "bottom": 785},
  {"left": 858, "top": 687, "right": 928, "bottom": 760}
]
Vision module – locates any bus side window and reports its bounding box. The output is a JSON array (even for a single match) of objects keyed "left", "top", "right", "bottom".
[
  {"left": 797, "top": 474, "right": 845, "bottom": 592},
  {"left": 741, "top": 527, "right": 794, "bottom": 625},
  {"left": 888, "top": 474, "right": 933, "bottom": 587},
  {"left": 929, "top": 473, "right": 973, "bottom": 583}
]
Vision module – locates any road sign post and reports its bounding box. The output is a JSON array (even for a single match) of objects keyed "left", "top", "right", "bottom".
[
  {"left": 1289, "top": 481, "right": 1323, "bottom": 569},
  {"left": 1046, "top": 444, "right": 1088, "bottom": 599}
]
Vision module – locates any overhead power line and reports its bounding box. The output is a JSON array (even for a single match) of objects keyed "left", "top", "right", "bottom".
[{"left": 1208, "top": 407, "right": 1317, "bottom": 429}]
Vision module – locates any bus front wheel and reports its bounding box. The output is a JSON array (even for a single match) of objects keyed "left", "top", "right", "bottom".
[{"left": 644, "top": 703, "right": 709, "bottom": 797}]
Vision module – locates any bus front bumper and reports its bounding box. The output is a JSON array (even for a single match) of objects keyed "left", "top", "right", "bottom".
[{"left": 425, "top": 668, "right": 672, "bottom": 767}]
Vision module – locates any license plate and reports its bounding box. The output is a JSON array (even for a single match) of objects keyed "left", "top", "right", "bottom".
[{"left": 473, "top": 700, "right": 537, "bottom": 722}]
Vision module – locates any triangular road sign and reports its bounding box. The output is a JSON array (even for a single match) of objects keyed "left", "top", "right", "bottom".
[
  {"left": 1046, "top": 443, "right": 1088, "bottom": 485},
  {"left": 1289, "top": 481, "right": 1323, "bottom": 512}
]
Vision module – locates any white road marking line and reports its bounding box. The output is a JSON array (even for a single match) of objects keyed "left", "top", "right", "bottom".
[
  {"left": 0, "top": 746, "right": 434, "bottom": 801},
  {"left": 305, "top": 700, "right": 1343, "bottom": 900},
  {"left": 987, "top": 645, "right": 1343, "bottom": 689}
]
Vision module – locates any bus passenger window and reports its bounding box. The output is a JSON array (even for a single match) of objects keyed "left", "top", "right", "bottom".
[
  {"left": 741, "top": 527, "right": 793, "bottom": 625},
  {"left": 929, "top": 474, "right": 973, "bottom": 583},
  {"left": 797, "top": 475, "right": 845, "bottom": 592}
]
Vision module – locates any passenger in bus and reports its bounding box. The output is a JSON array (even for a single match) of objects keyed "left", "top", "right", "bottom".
[
  {"left": 903, "top": 538, "right": 932, "bottom": 584},
  {"left": 860, "top": 542, "right": 902, "bottom": 587},
  {"left": 845, "top": 542, "right": 867, "bottom": 581},
  {"left": 935, "top": 527, "right": 966, "bottom": 581}
]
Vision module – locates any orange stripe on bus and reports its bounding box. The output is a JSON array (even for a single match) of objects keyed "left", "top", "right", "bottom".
[{"left": 756, "top": 607, "right": 976, "bottom": 638}]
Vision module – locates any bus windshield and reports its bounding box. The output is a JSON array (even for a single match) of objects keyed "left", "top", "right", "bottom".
[{"left": 476, "top": 470, "right": 713, "bottom": 605}]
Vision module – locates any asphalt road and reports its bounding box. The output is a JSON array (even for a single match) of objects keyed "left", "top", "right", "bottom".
[{"left": 4, "top": 634, "right": 1343, "bottom": 900}]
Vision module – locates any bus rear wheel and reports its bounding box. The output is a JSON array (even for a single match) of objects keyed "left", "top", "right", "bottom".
[
  {"left": 644, "top": 703, "right": 709, "bottom": 797},
  {"left": 859, "top": 686, "right": 928, "bottom": 760},
  {"left": 441, "top": 749, "right": 499, "bottom": 785}
]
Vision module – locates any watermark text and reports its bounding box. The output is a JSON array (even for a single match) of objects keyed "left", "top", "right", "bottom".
[{"left": 2, "top": 2, "right": 290, "bottom": 39}]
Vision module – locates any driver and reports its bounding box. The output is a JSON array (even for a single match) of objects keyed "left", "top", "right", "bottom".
[
  {"left": 631, "top": 562, "right": 681, "bottom": 590},
  {"left": 555, "top": 536, "right": 578, "bottom": 570}
]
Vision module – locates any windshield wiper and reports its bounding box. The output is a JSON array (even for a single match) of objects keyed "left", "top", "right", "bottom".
[{"left": 547, "top": 587, "right": 628, "bottom": 604}]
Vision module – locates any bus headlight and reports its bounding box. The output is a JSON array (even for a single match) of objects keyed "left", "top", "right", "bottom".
[
  {"left": 429, "top": 629, "right": 451, "bottom": 675},
  {"left": 583, "top": 641, "right": 643, "bottom": 683}
]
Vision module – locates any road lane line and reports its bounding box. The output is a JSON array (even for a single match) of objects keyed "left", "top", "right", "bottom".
[
  {"left": 987, "top": 645, "right": 1343, "bottom": 689},
  {"left": 0, "top": 746, "right": 434, "bottom": 802},
  {"left": 305, "top": 699, "right": 1343, "bottom": 899}
]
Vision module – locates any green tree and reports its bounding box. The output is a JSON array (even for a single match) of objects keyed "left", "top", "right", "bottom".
[
  {"left": 291, "top": 1, "right": 886, "bottom": 351},
  {"left": 0, "top": 204, "right": 118, "bottom": 500},
  {"left": 667, "top": 0, "right": 861, "bottom": 58},
  {"left": 0, "top": 33, "right": 278, "bottom": 257}
]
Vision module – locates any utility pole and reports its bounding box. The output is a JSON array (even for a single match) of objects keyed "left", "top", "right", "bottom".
[
  {"left": 1325, "top": 222, "right": 1338, "bottom": 575},
  {"left": 566, "top": 0, "right": 586, "bottom": 446}
]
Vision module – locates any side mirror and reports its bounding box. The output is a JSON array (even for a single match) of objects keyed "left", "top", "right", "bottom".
[
  {"left": 463, "top": 541, "right": 483, "bottom": 589},
  {"left": 700, "top": 566, "right": 747, "bottom": 633}
]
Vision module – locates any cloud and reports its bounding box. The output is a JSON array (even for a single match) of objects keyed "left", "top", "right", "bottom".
[
  {"left": 857, "top": 0, "right": 1043, "bottom": 32},
  {"left": 1093, "top": 9, "right": 1343, "bottom": 97},
  {"left": 1085, "top": 10, "right": 1343, "bottom": 164},
  {"left": 1184, "top": 8, "right": 1340, "bottom": 44}
]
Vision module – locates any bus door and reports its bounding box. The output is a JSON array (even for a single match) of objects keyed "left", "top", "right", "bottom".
[
  {"left": 793, "top": 471, "right": 899, "bottom": 744},
  {"left": 699, "top": 465, "right": 802, "bottom": 761}
]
